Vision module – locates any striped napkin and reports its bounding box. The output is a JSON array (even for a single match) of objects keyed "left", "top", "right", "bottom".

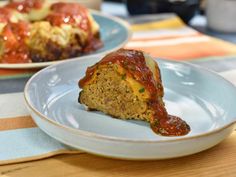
[
  {"left": 127, "top": 15, "right": 236, "bottom": 60},
  {"left": 0, "top": 93, "right": 80, "bottom": 165},
  {"left": 0, "top": 69, "right": 38, "bottom": 80}
]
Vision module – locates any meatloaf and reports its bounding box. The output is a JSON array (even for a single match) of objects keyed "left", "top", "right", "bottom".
[
  {"left": 0, "top": 0, "right": 102, "bottom": 63},
  {"left": 78, "top": 49, "right": 190, "bottom": 136}
]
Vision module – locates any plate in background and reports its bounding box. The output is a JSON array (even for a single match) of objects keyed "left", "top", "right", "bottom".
[{"left": 0, "top": 11, "right": 131, "bottom": 69}]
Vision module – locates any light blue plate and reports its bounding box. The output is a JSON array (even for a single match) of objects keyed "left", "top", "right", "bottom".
[
  {"left": 92, "top": 11, "right": 131, "bottom": 54},
  {"left": 24, "top": 57, "right": 236, "bottom": 159},
  {"left": 0, "top": 11, "right": 131, "bottom": 69}
]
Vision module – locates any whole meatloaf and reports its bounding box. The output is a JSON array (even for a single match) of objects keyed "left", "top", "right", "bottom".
[
  {"left": 0, "top": 0, "right": 102, "bottom": 63},
  {"left": 28, "top": 2, "right": 101, "bottom": 62},
  {"left": 78, "top": 49, "right": 190, "bottom": 136}
]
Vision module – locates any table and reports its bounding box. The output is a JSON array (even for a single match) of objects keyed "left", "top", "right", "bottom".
[
  {"left": 1, "top": 2, "right": 236, "bottom": 176},
  {"left": 0, "top": 132, "right": 235, "bottom": 176}
]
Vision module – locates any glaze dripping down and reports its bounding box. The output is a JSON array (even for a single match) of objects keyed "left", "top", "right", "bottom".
[{"left": 79, "top": 49, "right": 190, "bottom": 136}]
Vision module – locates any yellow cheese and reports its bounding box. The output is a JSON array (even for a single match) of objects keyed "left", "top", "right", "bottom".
[{"left": 115, "top": 64, "right": 150, "bottom": 100}]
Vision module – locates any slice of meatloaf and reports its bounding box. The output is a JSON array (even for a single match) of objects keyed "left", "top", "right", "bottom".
[{"left": 78, "top": 49, "right": 190, "bottom": 136}]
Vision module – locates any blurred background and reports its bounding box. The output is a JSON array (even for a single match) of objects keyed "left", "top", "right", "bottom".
[
  {"left": 108, "top": 0, "right": 201, "bottom": 24},
  {"left": 75, "top": 0, "right": 236, "bottom": 43},
  {"left": 65, "top": 0, "right": 202, "bottom": 23}
]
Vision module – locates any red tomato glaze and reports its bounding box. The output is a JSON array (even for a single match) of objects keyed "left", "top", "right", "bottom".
[
  {"left": 79, "top": 49, "right": 190, "bottom": 136},
  {"left": 0, "top": 8, "right": 12, "bottom": 23},
  {"left": 5, "top": 0, "right": 43, "bottom": 13},
  {"left": 47, "top": 2, "right": 89, "bottom": 32},
  {"left": 1, "top": 21, "right": 31, "bottom": 63}
]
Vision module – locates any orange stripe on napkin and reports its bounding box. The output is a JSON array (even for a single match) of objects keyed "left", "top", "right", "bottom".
[
  {"left": 131, "top": 33, "right": 202, "bottom": 41},
  {"left": 127, "top": 37, "right": 236, "bottom": 60},
  {"left": 0, "top": 69, "right": 38, "bottom": 76},
  {"left": 0, "top": 116, "right": 37, "bottom": 131}
]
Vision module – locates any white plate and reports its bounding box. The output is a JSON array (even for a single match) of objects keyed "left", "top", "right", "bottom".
[
  {"left": 0, "top": 11, "right": 131, "bottom": 69},
  {"left": 24, "top": 56, "right": 236, "bottom": 159}
]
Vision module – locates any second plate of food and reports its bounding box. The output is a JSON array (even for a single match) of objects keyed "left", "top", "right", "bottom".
[
  {"left": 24, "top": 51, "right": 236, "bottom": 159},
  {"left": 0, "top": 10, "right": 131, "bottom": 69}
]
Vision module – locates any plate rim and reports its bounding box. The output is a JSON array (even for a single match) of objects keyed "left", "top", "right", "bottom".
[
  {"left": 0, "top": 10, "right": 132, "bottom": 69},
  {"left": 24, "top": 58, "right": 236, "bottom": 143}
]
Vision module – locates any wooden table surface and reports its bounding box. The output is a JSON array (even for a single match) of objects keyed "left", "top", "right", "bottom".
[{"left": 0, "top": 131, "right": 235, "bottom": 177}]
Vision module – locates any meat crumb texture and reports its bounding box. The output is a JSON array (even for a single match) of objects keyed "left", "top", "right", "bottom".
[{"left": 78, "top": 49, "right": 190, "bottom": 136}]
